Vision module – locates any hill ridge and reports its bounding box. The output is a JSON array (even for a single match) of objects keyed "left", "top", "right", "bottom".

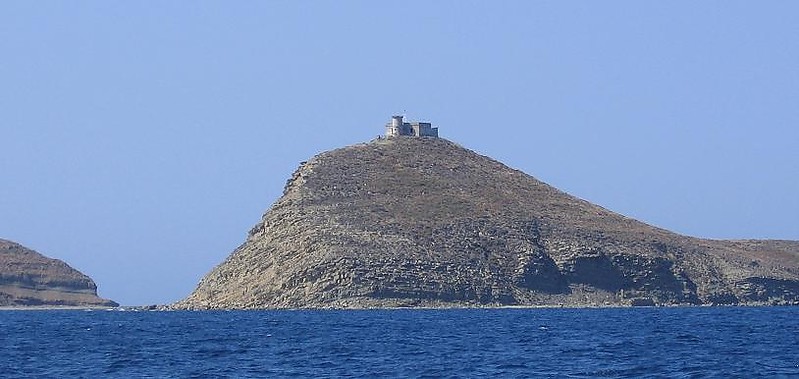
[{"left": 176, "top": 137, "right": 799, "bottom": 309}]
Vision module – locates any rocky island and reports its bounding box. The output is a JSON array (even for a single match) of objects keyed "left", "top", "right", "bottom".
[
  {"left": 176, "top": 117, "right": 799, "bottom": 309},
  {"left": 0, "top": 239, "right": 117, "bottom": 307}
]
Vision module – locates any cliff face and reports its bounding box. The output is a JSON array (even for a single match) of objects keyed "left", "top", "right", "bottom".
[
  {"left": 176, "top": 137, "right": 799, "bottom": 309},
  {"left": 0, "top": 239, "right": 117, "bottom": 307}
]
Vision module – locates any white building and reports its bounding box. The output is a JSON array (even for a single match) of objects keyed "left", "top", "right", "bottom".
[{"left": 385, "top": 115, "right": 438, "bottom": 138}]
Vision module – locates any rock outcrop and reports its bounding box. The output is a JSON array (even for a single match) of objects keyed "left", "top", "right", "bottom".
[
  {"left": 0, "top": 239, "right": 117, "bottom": 307},
  {"left": 176, "top": 137, "right": 799, "bottom": 309}
]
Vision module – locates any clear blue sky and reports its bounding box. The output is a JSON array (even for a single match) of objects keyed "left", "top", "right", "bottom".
[{"left": 1, "top": 2, "right": 797, "bottom": 305}]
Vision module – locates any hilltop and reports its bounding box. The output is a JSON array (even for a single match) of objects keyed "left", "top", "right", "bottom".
[
  {"left": 0, "top": 239, "right": 117, "bottom": 307},
  {"left": 176, "top": 137, "right": 799, "bottom": 309}
]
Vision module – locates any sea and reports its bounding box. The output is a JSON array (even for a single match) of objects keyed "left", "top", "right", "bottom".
[{"left": 1, "top": 307, "right": 798, "bottom": 378}]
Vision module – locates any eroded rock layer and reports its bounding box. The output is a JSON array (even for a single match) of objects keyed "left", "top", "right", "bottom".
[{"left": 0, "top": 239, "right": 117, "bottom": 307}]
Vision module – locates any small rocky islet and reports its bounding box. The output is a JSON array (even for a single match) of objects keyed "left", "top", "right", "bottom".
[
  {"left": 0, "top": 239, "right": 117, "bottom": 308},
  {"left": 175, "top": 117, "right": 799, "bottom": 309}
]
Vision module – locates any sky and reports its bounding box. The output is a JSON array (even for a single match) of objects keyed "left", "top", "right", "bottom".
[{"left": 1, "top": 2, "right": 797, "bottom": 306}]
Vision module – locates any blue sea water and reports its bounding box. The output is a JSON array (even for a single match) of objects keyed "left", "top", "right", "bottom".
[{"left": 1, "top": 307, "right": 798, "bottom": 378}]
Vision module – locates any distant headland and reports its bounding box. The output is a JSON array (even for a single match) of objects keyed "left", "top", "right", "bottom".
[{"left": 0, "top": 239, "right": 117, "bottom": 308}]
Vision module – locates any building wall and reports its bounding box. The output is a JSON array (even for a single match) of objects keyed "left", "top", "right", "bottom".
[
  {"left": 385, "top": 117, "right": 438, "bottom": 138},
  {"left": 414, "top": 123, "right": 438, "bottom": 137}
]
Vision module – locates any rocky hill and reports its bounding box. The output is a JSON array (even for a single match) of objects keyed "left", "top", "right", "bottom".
[
  {"left": 176, "top": 137, "right": 799, "bottom": 309},
  {"left": 0, "top": 239, "right": 117, "bottom": 307}
]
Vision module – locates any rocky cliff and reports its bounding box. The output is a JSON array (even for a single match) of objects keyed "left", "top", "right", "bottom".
[
  {"left": 176, "top": 137, "right": 799, "bottom": 309},
  {"left": 0, "top": 239, "right": 117, "bottom": 307}
]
